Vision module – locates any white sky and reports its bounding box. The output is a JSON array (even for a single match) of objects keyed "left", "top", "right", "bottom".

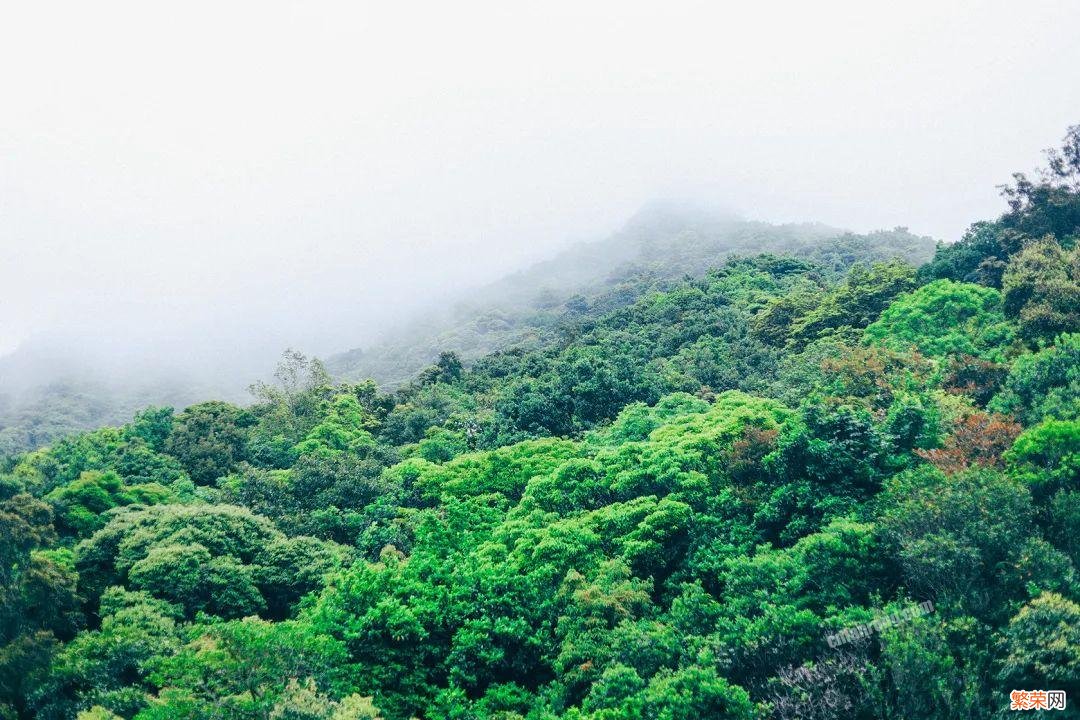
[{"left": 1, "top": 0, "right": 1079, "bottom": 374}]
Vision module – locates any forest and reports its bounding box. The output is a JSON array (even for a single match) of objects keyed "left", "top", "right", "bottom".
[{"left": 1, "top": 127, "right": 1078, "bottom": 719}]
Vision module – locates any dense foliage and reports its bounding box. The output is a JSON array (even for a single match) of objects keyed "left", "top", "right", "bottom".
[
  {"left": 1, "top": 128, "right": 1078, "bottom": 719},
  {"left": 325, "top": 210, "right": 935, "bottom": 390}
]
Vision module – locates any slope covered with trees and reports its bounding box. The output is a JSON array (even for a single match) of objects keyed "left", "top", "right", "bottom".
[
  {"left": 0, "top": 210, "right": 933, "bottom": 459},
  {"left": 326, "top": 205, "right": 935, "bottom": 390},
  {"left": 1, "top": 128, "right": 1078, "bottom": 719}
]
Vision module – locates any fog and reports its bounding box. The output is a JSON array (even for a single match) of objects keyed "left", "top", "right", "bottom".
[{"left": 2, "top": 0, "right": 1079, "bottom": 394}]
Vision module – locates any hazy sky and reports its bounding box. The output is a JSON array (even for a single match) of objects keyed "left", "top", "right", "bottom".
[{"left": 2, "top": 0, "right": 1079, "bottom": 377}]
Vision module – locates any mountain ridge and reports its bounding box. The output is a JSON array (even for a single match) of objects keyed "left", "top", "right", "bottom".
[{"left": 326, "top": 205, "right": 936, "bottom": 388}]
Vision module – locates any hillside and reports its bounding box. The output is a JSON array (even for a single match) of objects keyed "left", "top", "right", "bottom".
[
  {"left": 0, "top": 362, "right": 247, "bottom": 459},
  {"left": 0, "top": 128, "right": 1078, "bottom": 720},
  {"left": 0, "top": 206, "right": 934, "bottom": 457},
  {"left": 326, "top": 204, "right": 935, "bottom": 388}
]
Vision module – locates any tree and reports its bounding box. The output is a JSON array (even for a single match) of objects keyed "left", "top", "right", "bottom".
[
  {"left": 128, "top": 542, "right": 265, "bottom": 619},
  {"left": 146, "top": 618, "right": 348, "bottom": 719},
  {"left": 999, "top": 125, "right": 1080, "bottom": 242},
  {"left": 293, "top": 395, "right": 377, "bottom": 458},
  {"left": 787, "top": 260, "right": 916, "bottom": 347},
  {"left": 416, "top": 352, "right": 464, "bottom": 386},
  {"left": 751, "top": 287, "right": 821, "bottom": 347},
  {"left": 914, "top": 412, "right": 1021, "bottom": 474},
  {"left": 1000, "top": 238, "right": 1080, "bottom": 344},
  {"left": 0, "top": 492, "right": 81, "bottom": 719},
  {"left": 864, "top": 279, "right": 1014, "bottom": 359},
  {"left": 998, "top": 592, "right": 1080, "bottom": 695},
  {"left": 269, "top": 679, "right": 384, "bottom": 720},
  {"left": 990, "top": 333, "right": 1080, "bottom": 424},
  {"left": 1004, "top": 419, "right": 1080, "bottom": 501},
  {"left": 639, "top": 666, "right": 755, "bottom": 720},
  {"left": 869, "top": 612, "right": 992, "bottom": 720},
  {"left": 46, "top": 471, "right": 172, "bottom": 538},
  {"left": 879, "top": 467, "right": 1033, "bottom": 609},
  {"left": 31, "top": 589, "right": 181, "bottom": 719},
  {"left": 124, "top": 407, "right": 174, "bottom": 453},
  {"left": 917, "top": 221, "right": 1019, "bottom": 287},
  {"left": 75, "top": 504, "right": 347, "bottom": 621},
  {"left": 165, "top": 402, "right": 255, "bottom": 485},
  {"left": 942, "top": 354, "right": 1009, "bottom": 407}
]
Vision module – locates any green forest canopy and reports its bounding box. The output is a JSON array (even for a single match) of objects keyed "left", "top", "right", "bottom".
[
  {"left": 0, "top": 212, "right": 935, "bottom": 458},
  {"left": 1, "top": 126, "right": 1078, "bottom": 719}
]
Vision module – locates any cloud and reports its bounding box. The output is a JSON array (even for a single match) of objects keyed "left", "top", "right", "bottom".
[{"left": 1, "top": 0, "right": 1078, "bottom": 385}]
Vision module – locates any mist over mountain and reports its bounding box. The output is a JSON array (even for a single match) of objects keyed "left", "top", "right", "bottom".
[
  {"left": 0, "top": 202, "right": 936, "bottom": 454},
  {"left": 4, "top": 124, "right": 1078, "bottom": 717},
  {"left": 3, "top": 4, "right": 1080, "bottom": 717},
  {"left": 327, "top": 203, "right": 936, "bottom": 388}
]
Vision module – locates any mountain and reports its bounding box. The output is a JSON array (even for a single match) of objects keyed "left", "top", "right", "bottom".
[
  {"left": 0, "top": 204, "right": 936, "bottom": 458},
  {"left": 4, "top": 146, "right": 1079, "bottom": 716},
  {"left": 326, "top": 203, "right": 936, "bottom": 388}
]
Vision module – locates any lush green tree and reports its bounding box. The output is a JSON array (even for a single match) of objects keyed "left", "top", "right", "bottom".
[
  {"left": 412, "top": 427, "right": 469, "bottom": 463},
  {"left": 380, "top": 383, "right": 475, "bottom": 447},
  {"left": 990, "top": 333, "right": 1080, "bottom": 424},
  {"left": 751, "top": 284, "right": 822, "bottom": 347},
  {"left": 787, "top": 260, "right": 917, "bottom": 347},
  {"left": 1004, "top": 419, "right": 1080, "bottom": 501},
  {"left": 917, "top": 221, "right": 1019, "bottom": 287},
  {"left": 0, "top": 491, "right": 81, "bottom": 719},
  {"left": 165, "top": 402, "right": 255, "bottom": 485},
  {"left": 144, "top": 618, "right": 349, "bottom": 719},
  {"left": 76, "top": 504, "right": 348, "bottom": 621},
  {"left": 46, "top": 471, "right": 172, "bottom": 538},
  {"left": 997, "top": 592, "right": 1080, "bottom": 696},
  {"left": 19, "top": 427, "right": 127, "bottom": 493},
  {"left": 878, "top": 467, "right": 1033, "bottom": 613},
  {"left": 31, "top": 589, "right": 182, "bottom": 719},
  {"left": 124, "top": 407, "right": 175, "bottom": 453},
  {"left": 1048, "top": 490, "right": 1080, "bottom": 567},
  {"left": 1000, "top": 237, "right": 1080, "bottom": 344},
  {"left": 294, "top": 394, "right": 378, "bottom": 458},
  {"left": 636, "top": 666, "right": 755, "bottom": 720},
  {"left": 869, "top": 612, "right": 993, "bottom": 720},
  {"left": 864, "top": 279, "right": 1015, "bottom": 359}
]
